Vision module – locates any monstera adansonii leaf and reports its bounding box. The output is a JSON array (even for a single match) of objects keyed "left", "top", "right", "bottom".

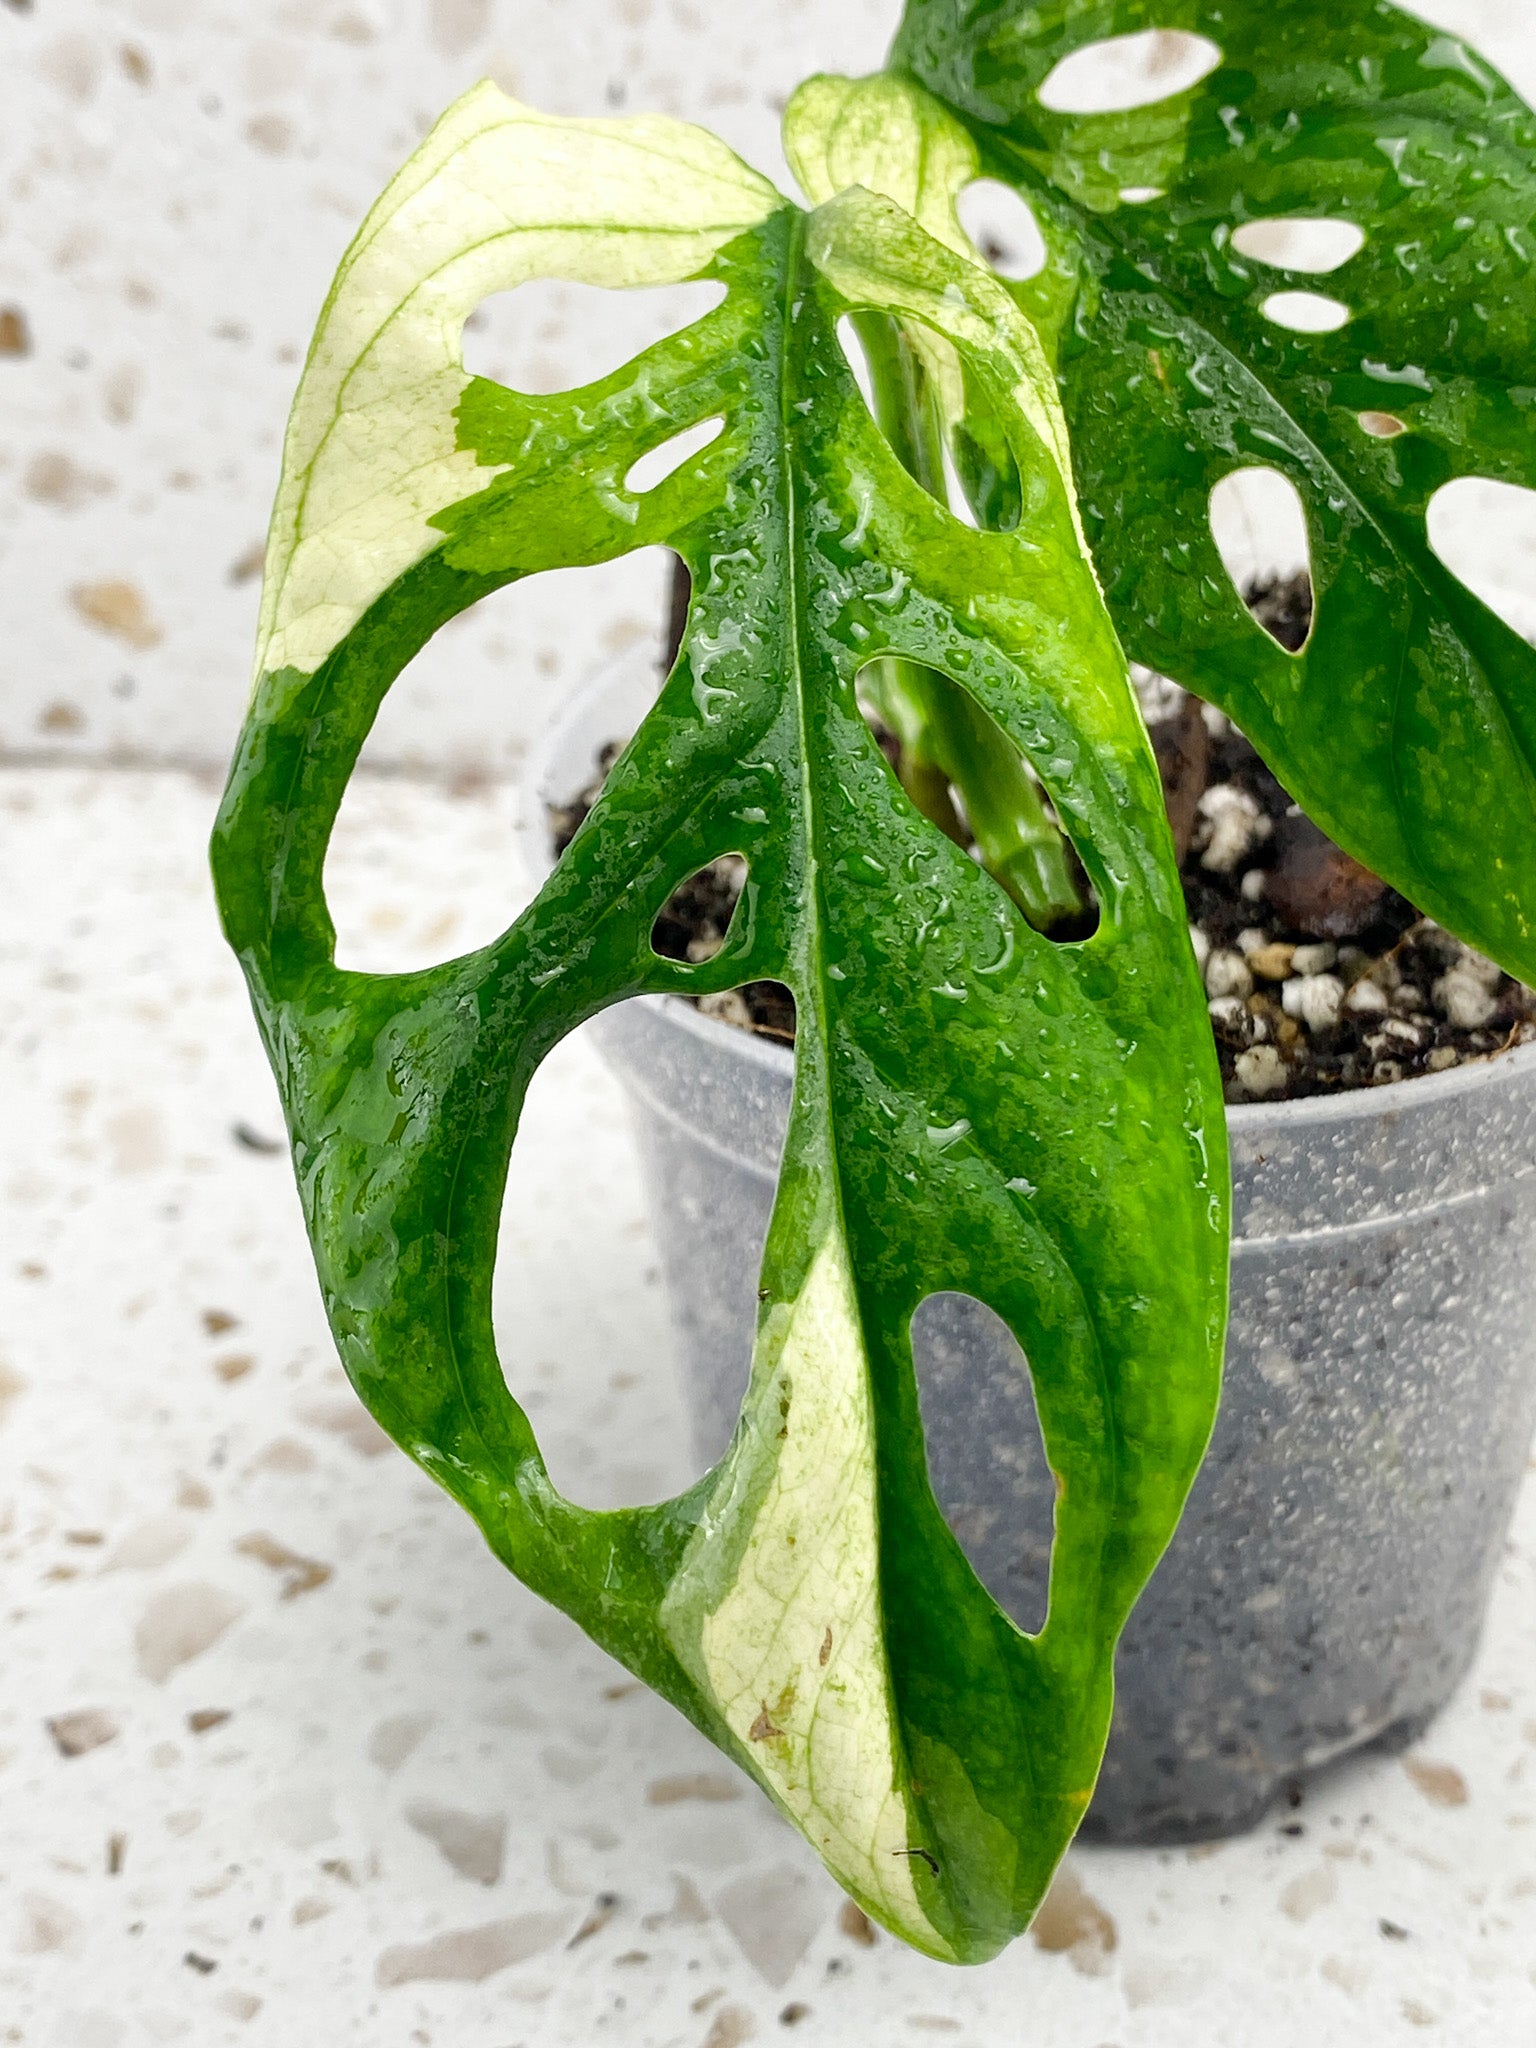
[
  {"left": 211, "top": 80, "right": 1227, "bottom": 1963},
  {"left": 890, "top": 0, "right": 1536, "bottom": 980}
]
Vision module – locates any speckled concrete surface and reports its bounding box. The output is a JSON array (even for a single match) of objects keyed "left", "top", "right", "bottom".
[{"left": 2, "top": 765, "right": 1533, "bottom": 2047}]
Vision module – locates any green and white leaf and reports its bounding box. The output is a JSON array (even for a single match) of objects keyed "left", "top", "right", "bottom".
[{"left": 214, "top": 82, "right": 1228, "bottom": 1963}]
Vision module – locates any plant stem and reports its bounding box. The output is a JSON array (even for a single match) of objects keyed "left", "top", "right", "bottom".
[{"left": 849, "top": 313, "right": 1088, "bottom": 934}]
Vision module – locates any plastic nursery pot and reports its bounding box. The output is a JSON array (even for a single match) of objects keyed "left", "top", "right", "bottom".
[{"left": 524, "top": 659, "right": 1536, "bottom": 1846}]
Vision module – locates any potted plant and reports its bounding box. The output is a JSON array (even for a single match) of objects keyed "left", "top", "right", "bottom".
[{"left": 212, "top": 2, "right": 1536, "bottom": 1966}]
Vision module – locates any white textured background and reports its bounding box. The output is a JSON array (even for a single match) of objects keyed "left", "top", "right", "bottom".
[
  {"left": 2, "top": 0, "right": 1536, "bottom": 779},
  {"left": 4, "top": 7, "right": 1536, "bottom": 2046}
]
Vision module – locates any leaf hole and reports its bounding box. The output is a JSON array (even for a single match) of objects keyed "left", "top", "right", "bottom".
[
  {"left": 624, "top": 415, "right": 725, "bottom": 496},
  {"left": 1209, "top": 468, "right": 1314, "bottom": 649},
  {"left": 462, "top": 278, "right": 725, "bottom": 395},
  {"left": 326, "top": 552, "right": 676, "bottom": 972},
  {"left": 834, "top": 311, "right": 878, "bottom": 412},
  {"left": 1427, "top": 477, "right": 1536, "bottom": 641},
  {"left": 910, "top": 1292, "right": 1054, "bottom": 1636},
  {"left": 855, "top": 660, "right": 1100, "bottom": 941},
  {"left": 492, "top": 1001, "right": 713, "bottom": 1509},
  {"left": 1231, "top": 217, "right": 1365, "bottom": 275},
  {"left": 954, "top": 178, "right": 1047, "bottom": 281},
  {"left": 1037, "top": 28, "right": 1221, "bottom": 115},
  {"left": 1259, "top": 289, "right": 1351, "bottom": 334},
  {"left": 1359, "top": 410, "right": 1407, "bottom": 439},
  {"left": 650, "top": 854, "right": 748, "bottom": 964},
  {"left": 835, "top": 314, "right": 1024, "bottom": 536},
  {"left": 536, "top": 987, "right": 796, "bottom": 1484}
]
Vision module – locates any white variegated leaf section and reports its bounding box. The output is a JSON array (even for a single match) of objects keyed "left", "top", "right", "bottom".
[
  {"left": 807, "top": 184, "right": 1093, "bottom": 568},
  {"left": 254, "top": 81, "right": 780, "bottom": 686},
  {"left": 784, "top": 73, "right": 978, "bottom": 261},
  {"left": 662, "top": 1234, "right": 953, "bottom": 1960}
]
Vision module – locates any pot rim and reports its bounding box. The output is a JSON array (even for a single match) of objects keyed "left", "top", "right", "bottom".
[
  {"left": 522, "top": 655, "right": 1536, "bottom": 1133},
  {"left": 609, "top": 986, "right": 1536, "bottom": 1130}
]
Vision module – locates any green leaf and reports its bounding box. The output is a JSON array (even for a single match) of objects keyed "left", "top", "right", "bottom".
[
  {"left": 212, "top": 83, "right": 1227, "bottom": 1962},
  {"left": 890, "top": 2, "right": 1536, "bottom": 979}
]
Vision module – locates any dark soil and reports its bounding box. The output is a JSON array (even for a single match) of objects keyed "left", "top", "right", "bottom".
[{"left": 550, "top": 576, "right": 1535, "bottom": 1102}]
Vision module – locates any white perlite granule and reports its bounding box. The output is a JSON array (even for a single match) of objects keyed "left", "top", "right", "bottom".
[
  {"left": 1434, "top": 968, "right": 1497, "bottom": 1030},
  {"left": 1281, "top": 973, "right": 1345, "bottom": 1031},
  {"left": 1205, "top": 948, "right": 1255, "bottom": 1000},
  {"left": 1196, "top": 785, "right": 1270, "bottom": 874},
  {"left": 1235, "top": 1044, "right": 1287, "bottom": 1096},
  {"left": 1344, "top": 978, "right": 1390, "bottom": 1019}
]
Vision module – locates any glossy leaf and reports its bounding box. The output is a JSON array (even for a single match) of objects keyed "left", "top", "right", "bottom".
[
  {"left": 890, "top": 1, "right": 1536, "bottom": 979},
  {"left": 212, "top": 82, "right": 1227, "bottom": 1962}
]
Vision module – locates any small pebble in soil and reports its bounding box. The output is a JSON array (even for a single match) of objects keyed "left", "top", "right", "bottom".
[
  {"left": 1205, "top": 949, "right": 1254, "bottom": 1001},
  {"left": 1235, "top": 1044, "right": 1287, "bottom": 1097}
]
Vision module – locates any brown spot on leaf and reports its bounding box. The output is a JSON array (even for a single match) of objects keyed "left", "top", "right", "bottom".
[
  {"left": 214, "top": 1353, "right": 256, "bottom": 1384},
  {"left": 39, "top": 700, "right": 84, "bottom": 734},
  {"left": 235, "top": 1531, "right": 332, "bottom": 1600},
  {"left": 1030, "top": 1864, "right": 1118, "bottom": 1975},
  {"left": 70, "top": 579, "right": 161, "bottom": 649},
  {"left": 748, "top": 1705, "right": 784, "bottom": 1743},
  {"left": 119, "top": 43, "right": 151, "bottom": 85},
  {"left": 1404, "top": 1756, "right": 1469, "bottom": 1807},
  {"left": 47, "top": 1707, "right": 119, "bottom": 1757},
  {"left": 202, "top": 1309, "right": 239, "bottom": 1336},
  {"left": 187, "top": 1709, "right": 231, "bottom": 1735},
  {"left": 645, "top": 1773, "right": 741, "bottom": 1806},
  {"left": 818, "top": 1626, "right": 833, "bottom": 1667}
]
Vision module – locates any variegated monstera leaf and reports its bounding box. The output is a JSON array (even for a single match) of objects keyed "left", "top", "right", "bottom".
[{"left": 213, "top": 78, "right": 1227, "bottom": 1963}]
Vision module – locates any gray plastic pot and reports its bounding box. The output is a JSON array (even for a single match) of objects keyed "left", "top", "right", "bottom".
[{"left": 526, "top": 660, "right": 1536, "bottom": 1845}]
